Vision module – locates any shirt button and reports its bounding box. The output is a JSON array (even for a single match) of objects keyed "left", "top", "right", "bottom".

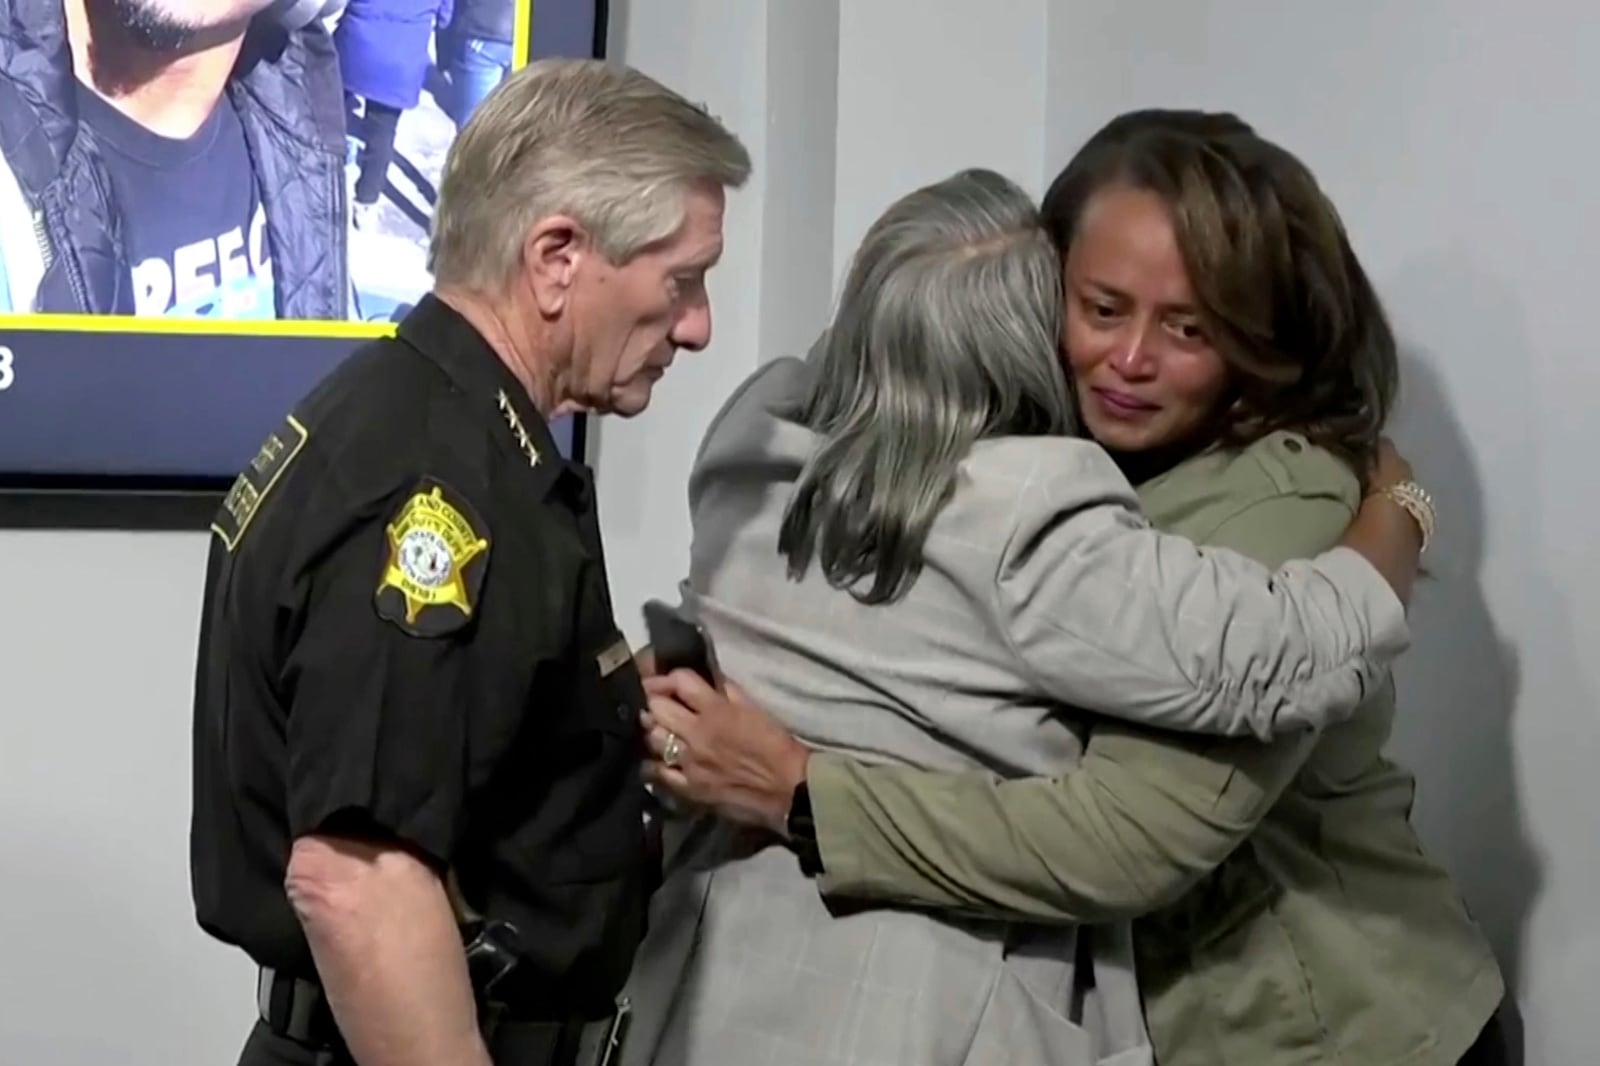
[
  {"left": 616, "top": 703, "right": 631, "bottom": 722},
  {"left": 1284, "top": 437, "right": 1303, "bottom": 453}
]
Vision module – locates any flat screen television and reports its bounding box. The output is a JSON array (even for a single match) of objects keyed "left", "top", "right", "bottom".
[{"left": 0, "top": 0, "right": 602, "bottom": 527}]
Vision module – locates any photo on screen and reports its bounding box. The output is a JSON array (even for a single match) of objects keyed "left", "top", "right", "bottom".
[
  {"left": 0, "top": 0, "right": 592, "bottom": 325},
  {"left": 0, "top": 0, "right": 600, "bottom": 505}
]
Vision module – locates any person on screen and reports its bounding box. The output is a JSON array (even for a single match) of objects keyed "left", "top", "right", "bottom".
[
  {"left": 335, "top": 0, "right": 454, "bottom": 231},
  {"left": 436, "top": 0, "right": 514, "bottom": 128},
  {"left": 0, "top": 0, "right": 350, "bottom": 320}
]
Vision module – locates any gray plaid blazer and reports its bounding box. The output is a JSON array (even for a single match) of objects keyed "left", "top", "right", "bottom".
[{"left": 619, "top": 357, "right": 1407, "bottom": 1066}]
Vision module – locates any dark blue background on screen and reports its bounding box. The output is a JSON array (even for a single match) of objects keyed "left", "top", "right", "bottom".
[{"left": 0, "top": 0, "right": 597, "bottom": 483}]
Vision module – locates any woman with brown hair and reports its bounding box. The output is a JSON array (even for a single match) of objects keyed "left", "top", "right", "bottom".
[{"left": 640, "top": 111, "right": 1509, "bottom": 1066}]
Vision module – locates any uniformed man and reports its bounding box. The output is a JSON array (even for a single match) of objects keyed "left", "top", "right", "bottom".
[{"left": 188, "top": 58, "right": 750, "bottom": 1066}]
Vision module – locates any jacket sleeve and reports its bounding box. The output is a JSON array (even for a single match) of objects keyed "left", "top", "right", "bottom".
[
  {"left": 812, "top": 491, "right": 1365, "bottom": 921},
  {"left": 994, "top": 442, "right": 1405, "bottom": 740}
]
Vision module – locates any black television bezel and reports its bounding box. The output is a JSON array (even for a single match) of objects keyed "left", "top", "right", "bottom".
[
  {"left": 0, "top": 416, "right": 590, "bottom": 530},
  {"left": 0, "top": 0, "right": 607, "bottom": 531}
]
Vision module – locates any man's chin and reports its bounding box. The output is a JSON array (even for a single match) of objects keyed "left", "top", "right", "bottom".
[
  {"left": 90, "top": 0, "right": 256, "bottom": 55},
  {"left": 605, "top": 383, "right": 656, "bottom": 419}
]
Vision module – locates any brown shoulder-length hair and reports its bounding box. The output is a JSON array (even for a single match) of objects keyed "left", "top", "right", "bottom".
[{"left": 1041, "top": 109, "right": 1398, "bottom": 478}]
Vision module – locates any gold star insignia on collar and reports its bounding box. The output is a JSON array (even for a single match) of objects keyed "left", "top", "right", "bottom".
[{"left": 496, "top": 390, "right": 540, "bottom": 468}]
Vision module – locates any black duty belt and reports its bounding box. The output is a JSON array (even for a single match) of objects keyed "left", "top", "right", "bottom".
[
  {"left": 256, "top": 967, "right": 630, "bottom": 1066},
  {"left": 257, "top": 967, "right": 338, "bottom": 1047}
]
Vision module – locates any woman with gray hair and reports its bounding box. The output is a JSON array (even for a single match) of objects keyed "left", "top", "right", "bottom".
[{"left": 619, "top": 168, "right": 1427, "bottom": 1066}]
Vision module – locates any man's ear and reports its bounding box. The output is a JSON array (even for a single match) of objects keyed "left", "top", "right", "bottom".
[{"left": 521, "top": 214, "right": 591, "bottom": 316}]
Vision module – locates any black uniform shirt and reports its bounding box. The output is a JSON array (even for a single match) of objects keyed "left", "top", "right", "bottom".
[{"left": 190, "top": 295, "right": 647, "bottom": 1019}]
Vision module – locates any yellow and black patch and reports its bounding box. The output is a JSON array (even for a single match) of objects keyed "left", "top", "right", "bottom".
[
  {"left": 374, "top": 479, "right": 492, "bottom": 638},
  {"left": 210, "top": 414, "right": 310, "bottom": 552}
]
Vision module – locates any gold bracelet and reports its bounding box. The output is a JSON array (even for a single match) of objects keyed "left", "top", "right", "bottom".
[{"left": 1372, "top": 479, "right": 1436, "bottom": 553}]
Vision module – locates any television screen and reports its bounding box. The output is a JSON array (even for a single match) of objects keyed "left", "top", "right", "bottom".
[{"left": 0, "top": 0, "right": 600, "bottom": 505}]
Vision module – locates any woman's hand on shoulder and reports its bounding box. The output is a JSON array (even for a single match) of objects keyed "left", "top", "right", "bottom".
[
  {"left": 1368, "top": 436, "right": 1414, "bottom": 492},
  {"left": 1338, "top": 435, "right": 1430, "bottom": 604}
]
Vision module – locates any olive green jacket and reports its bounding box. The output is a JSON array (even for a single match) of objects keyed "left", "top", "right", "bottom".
[{"left": 806, "top": 431, "right": 1504, "bottom": 1066}]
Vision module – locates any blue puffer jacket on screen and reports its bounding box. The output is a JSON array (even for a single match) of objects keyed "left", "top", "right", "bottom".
[{"left": 0, "top": 0, "right": 350, "bottom": 319}]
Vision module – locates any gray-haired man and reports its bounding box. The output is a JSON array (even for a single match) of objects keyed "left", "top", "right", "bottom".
[{"left": 189, "top": 58, "right": 750, "bottom": 1066}]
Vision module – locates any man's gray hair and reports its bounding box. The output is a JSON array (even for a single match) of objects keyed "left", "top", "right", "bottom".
[
  {"left": 430, "top": 58, "right": 752, "bottom": 291},
  {"left": 779, "top": 168, "right": 1077, "bottom": 605}
]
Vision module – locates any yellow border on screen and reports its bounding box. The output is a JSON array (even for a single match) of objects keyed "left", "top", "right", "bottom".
[{"left": 0, "top": 0, "right": 535, "bottom": 341}]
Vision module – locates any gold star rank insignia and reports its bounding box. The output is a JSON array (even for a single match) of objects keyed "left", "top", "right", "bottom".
[
  {"left": 497, "top": 389, "right": 540, "bottom": 468},
  {"left": 374, "top": 480, "right": 491, "bottom": 637}
]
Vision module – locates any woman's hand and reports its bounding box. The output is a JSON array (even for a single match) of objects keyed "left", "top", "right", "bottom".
[
  {"left": 1340, "top": 435, "right": 1427, "bottom": 604},
  {"left": 1368, "top": 436, "right": 1414, "bottom": 492},
  {"left": 639, "top": 670, "right": 811, "bottom": 836}
]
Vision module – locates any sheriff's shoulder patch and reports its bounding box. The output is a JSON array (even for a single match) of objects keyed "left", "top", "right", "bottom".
[
  {"left": 374, "top": 479, "right": 492, "bottom": 638},
  {"left": 211, "top": 413, "right": 310, "bottom": 552}
]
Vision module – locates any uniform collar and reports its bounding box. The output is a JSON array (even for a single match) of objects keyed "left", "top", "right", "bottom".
[{"left": 396, "top": 294, "right": 588, "bottom": 506}]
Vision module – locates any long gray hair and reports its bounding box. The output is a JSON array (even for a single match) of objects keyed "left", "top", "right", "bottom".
[{"left": 779, "top": 168, "right": 1077, "bottom": 605}]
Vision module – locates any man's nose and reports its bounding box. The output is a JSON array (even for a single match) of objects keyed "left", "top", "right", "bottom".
[{"left": 671, "top": 300, "right": 712, "bottom": 353}]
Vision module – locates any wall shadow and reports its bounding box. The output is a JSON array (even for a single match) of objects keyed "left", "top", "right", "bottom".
[{"left": 1380, "top": 251, "right": 1581, "bottom": 1063}]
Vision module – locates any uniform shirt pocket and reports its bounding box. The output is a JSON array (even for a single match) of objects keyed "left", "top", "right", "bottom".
[{"left": 540, "top": 629, "right": 647, "bottom": 883}]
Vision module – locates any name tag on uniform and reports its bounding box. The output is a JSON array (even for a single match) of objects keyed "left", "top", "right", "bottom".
[
  {"left": 597, "top": 636, "right": 633, "bottom": 677},
  {"left": 211, "top": 414, "right": 310, "bottom": 552}
]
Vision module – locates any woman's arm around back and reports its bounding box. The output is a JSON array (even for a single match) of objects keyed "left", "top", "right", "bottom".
[{"left": 986, "top": 436, "right": 1411, "bottom": 740}]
